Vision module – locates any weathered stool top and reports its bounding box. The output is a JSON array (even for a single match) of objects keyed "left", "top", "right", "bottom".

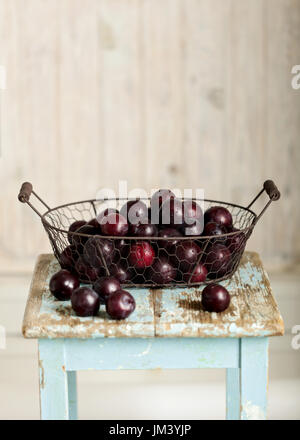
[{"left": 22, "top": 252, "right": 284, "bottom": 339}]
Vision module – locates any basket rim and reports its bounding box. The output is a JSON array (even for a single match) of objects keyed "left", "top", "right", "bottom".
[{"left": 41, "top": 197, "right": 257, "bottom": 241}]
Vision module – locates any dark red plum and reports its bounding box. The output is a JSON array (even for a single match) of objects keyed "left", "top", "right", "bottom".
[
  {"left": 201, "top": 284, "right": 230, "bottom": 313},
  {"left": 148, "top": 257, "right": 177, "bottom": 285},
  {"left": 128, "top": 242, "right": 155, "bottom": 269},
  {"left": 183, "top": 263, "right": 208, "bottom": 283},
  {"left": 158, "top": 228, "right": 182, "bottom": 251},
  {"left": 203, "top": 221, "right": 227, "bottom": 243},
  {"left": 59, "top": 245, "right": 78, "bottom": 270},
  {"left": 226, "top": 227, "right": 245, "bottom": 253},
  {"left": 205, "top": 244, "right": 231, "bottom": 277},
  {"left": 129, "top": 223, "right": 158, "bottom": 237},
  {"left": 68, "top": 220, "right": 86, "bottom": 244},
  {"left": 87, "top": 218, "right": 101, "bottom": 228},
  {"left": 106, "top": 290, "right": 136, "bottom": 320},
  {"left": 100, "top": 213, "right": 129, "bottom": 236},
  {"left": 171, "top": 241, "right": 202, "bottom": 272},
  {"left": 113, "top": 238, "right": 130, "bottom": 262},
  {"left": 93, "top": 276, "right": 121, "bottom": 303},
  {"left": 50, "top": 269, "right": 80, "bottom": 301},
  {"left": 204, "top": 206, "right": 233, "bottom": 228},
  {"left": 110, "top": 262, "right": 133, "bottom": 283},
  {"left": 75, "top": 256, "right": 101, "bottom": 283},
  {"left": 83, "top": 236, "right": 115, "bottom": 268},
  {"left": 71, "top": 224, "right": 99, "bottom": 254},
  {"left": 71, "top": 287, "right": 100, "bottom": 317}
]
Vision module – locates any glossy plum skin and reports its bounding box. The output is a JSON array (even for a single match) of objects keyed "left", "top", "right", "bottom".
[
  {"left": 75, "top": 256, "right": 102, "bottom": 282},
  {"left": 83, "top": 236, "right": 115, "bottom": 268},
  {"left": 171, "top": 241, "right": 202, "bottom": 272},
  {"left": 147, "top": 257, "right": 177, "bottom": 284},
  {"left": 87, "top": 218, "right": 101, "bottom": 228},
  {"left": 202, "top": 221, "right": 227, "bottom": 243},
  {"left": 49, "top": 269, "right": 80, "bottom": 301},
  {"left": 201, "top": 284, "right": 230, "bottom": 312},
  {"left": 106, "top": 289, "right": 136, "bottom": 320},
  {"left": 93, "top": 276, "right": 121, "bottom": 303},
  {"left": 128, "top": 242, "right": 155, "bottom": 268},
  {"left": 113, "top": 238, "right": 130, "bottom": 261},
  {"left": 59, "top": 245, "right": 78, "bottom": 270},
  {"left": 110, "top": 263, "right": 133, "bottom": 283},
  {"left": 226, "top": 227, "right": 245, "bottom": 253},
  {"left": 120, "top": 200, "right": 148, "bottom": 225},
  {"left": 100, "top": 213, "right": 129, "bottom": 236},
  {"left": 129, "top": 223, "right": 158, "bottom": 237},
  {"left": 204, "top": 206, "right": 233, "bottom": 228},
  {"left": 71, "top": 224, "right": 99, "bottom": 253},
  {"left": 183, "top": 263, "right": 208, "bottom": 283},
  {"left": 158, "top": 228, "right": 182, "bottom": 251},
  {"left": 205, "top": 244, "right": 231, "bottom": 277},
  {"left": 71, "top": 287, "right": 100, "bottom": 317},
  {"left": 68, "top": 220, "right": 86, "bottom": 244}
]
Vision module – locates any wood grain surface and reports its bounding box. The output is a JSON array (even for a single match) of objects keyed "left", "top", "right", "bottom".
[
  {"left": 0, "top": 0, "right": 300, "bottom": 273},
  {"left": 22, "top": 252, "right": 284, "bottom": 339}
]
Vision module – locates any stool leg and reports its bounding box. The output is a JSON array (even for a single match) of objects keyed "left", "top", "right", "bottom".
[
  {"left": 240, "top": 337, "right": 268, "bottom": 420},
  {"left": 38, "top": 339, "right": 71, "bottom": 420},
  {"left": 67, "top": 371, "right": 78, "bottom": 420},
  {"left": 226, "top": 368, "right": 240, "bottom": 420}
]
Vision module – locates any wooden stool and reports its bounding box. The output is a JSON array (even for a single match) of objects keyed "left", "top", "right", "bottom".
[{"left": 22, "top": 252, "right": 284, "bottom": 420}]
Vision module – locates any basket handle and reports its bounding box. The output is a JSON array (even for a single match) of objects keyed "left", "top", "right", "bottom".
[
  {"left": 247, "top": 179, "right": 281, "bottom": 223},
  {"left": 18, "top": 181, "right": 51, "bottom": 218}
]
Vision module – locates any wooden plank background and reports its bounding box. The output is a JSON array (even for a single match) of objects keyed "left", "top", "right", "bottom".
[{"left": 0, "top": 0, "right": 299, "bottom": 273}]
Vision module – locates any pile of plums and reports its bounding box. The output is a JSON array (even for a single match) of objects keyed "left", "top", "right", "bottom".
[
  {"left": 50, "top": 269, "right": 230, "bottom": 316},
  {"left": 50, "top": 270, "right": 136, "bottom": 319},
  {"left": 58, "top": 189, "right": 246, "bottom": 288}
]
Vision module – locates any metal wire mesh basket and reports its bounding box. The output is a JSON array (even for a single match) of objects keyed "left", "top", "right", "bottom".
[{"left": 18, "top": 180, "right": 280, "bottom": 288}]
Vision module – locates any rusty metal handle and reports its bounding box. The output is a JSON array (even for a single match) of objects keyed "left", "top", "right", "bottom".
[
  {"left": 248, "top": 179, "right": 281, "bottom": 224},
  {"left": 263, "top": 179, "right": 281, "bottom": 201},
  {"left": 18, "top": 182, "right": 33, "bottom": 203},
  {"left": 18, "top": 181, "right": 50, "bottom": 218}
]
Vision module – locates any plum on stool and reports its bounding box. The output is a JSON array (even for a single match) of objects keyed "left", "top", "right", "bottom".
[
  {"left": 50, "top": 269, "right": 80, "bottom": 301},
  {"left": 106, "top": 290, "right": 136, "bottom": 320},
  {"left": 71, "top": 287, "right": 100, "bottom": 317},
  {"left": 201, "top": 284, "right": 230, "bottom": 313}
]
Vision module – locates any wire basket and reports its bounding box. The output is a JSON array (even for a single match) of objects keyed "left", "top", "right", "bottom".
[{"left": 18, "top": 181, "right": 280, "bottom": 288}]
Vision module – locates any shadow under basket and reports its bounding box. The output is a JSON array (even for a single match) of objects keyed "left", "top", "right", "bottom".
[{"left": 18, "top": 180, "right": 280, "bottom": 288}]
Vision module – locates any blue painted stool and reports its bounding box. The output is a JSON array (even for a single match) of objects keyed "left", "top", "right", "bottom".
[{"left": 22, "top": 252, "right": 284, "bottom": 420}]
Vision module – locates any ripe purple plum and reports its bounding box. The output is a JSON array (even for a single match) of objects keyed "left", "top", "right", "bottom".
[
  {"left": 171, "top": 241, "right": 202, "bottom": 272},
  {"left": 83, "top": 236, "right": 115, "bottom": 268},
  {"left": 93, "top": 276, "right": 121, "bottom": 303},
  {"left": 71, "top": 287, "right": 100, "bottom": 317},
  {"left": 100, "top": 213, "right": 129, "bottom": 236},
  {"left": 204, "top": 206, "right": 233, "bottom": 228},
  {"left": 183, "top": 263, "right": 208, "bottom": 283},
  {"left": 49, "top": 269, "right": 80, "bottom": 301},
  {"left": 201, "top": 284, "right": 230, "bottom": 312},
  {"left": 106, "top": 290, "right": 136, "bottom": 320},
  {"left": 147, "top": 257, "right": 177, "bottom": 285},
  {"left": 205, "top": 244, "right": 231, "bottom": 277}
]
